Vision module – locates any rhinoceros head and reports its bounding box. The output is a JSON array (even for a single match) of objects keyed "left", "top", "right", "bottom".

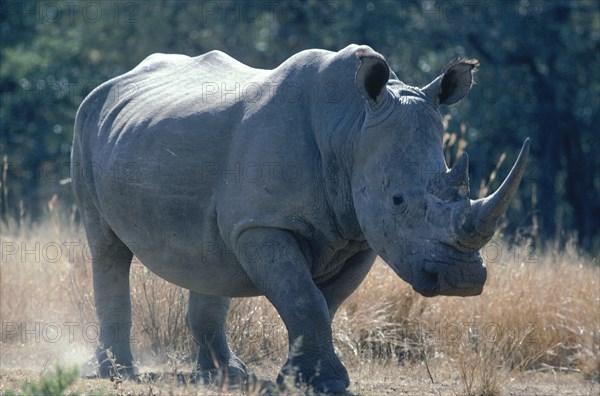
[{"left": 351, "top": 50, "right": 529, "bottom": 297}]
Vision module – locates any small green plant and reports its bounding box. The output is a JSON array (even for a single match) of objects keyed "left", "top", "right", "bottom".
[{"left": 4, "top": 366, "right": 79, "bottom": 396}]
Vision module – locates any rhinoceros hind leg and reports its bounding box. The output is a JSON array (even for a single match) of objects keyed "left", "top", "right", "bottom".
[
  {"left": 186, "top": 292, "right": 248, "bottom": 387},
  {"left": 84, "top": 216, "right": 135, "bottom": 378}
]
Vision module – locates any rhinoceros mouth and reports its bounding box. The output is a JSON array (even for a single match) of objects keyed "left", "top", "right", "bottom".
[
  {"left": 413, "top": 260, "right": 486, "bottom": 297},
  {"left": 412, "top": 266, "right": 440, "bottom": 297}
]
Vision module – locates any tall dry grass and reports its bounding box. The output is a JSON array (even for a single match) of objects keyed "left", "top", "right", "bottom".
[
  {"left": 1, "top": 209, "right": 598, "bottom": 395},
  {"left": 341, "top": 242, "right": 599, "bottom": 394}
]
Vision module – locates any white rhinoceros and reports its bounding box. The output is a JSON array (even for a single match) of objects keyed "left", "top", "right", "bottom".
[{"left": 71, "top": 44, "right": 529, "bottom": 392}]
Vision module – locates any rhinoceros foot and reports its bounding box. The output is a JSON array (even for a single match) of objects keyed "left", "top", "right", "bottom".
[
  {"left": 277, "top": 350, "right": 350, "bottom": 394},
  {"left": 96, "top": 346, "right": 136, "bottom": 380},
  {"left": 193, "top": 352, "right": 249, "bottom": 388}
]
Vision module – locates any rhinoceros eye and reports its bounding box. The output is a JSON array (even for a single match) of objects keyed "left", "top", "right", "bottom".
[{"left": 392, "top": 194, "right": 405, "bottom": 206}]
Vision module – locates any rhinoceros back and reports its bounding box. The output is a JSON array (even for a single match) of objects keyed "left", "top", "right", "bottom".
[{"left": 72, "top": 52, "right": 275, "bottom": 295}]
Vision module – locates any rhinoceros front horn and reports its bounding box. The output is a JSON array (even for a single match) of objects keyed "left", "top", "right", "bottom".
[{"left": 456, "top": 139, "right": 530, "bottom": 250}]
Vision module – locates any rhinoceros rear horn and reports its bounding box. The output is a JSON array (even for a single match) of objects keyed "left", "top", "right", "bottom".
[
  {"left": 428, "top": 152, "right": 470, "bottom": 201},
  {"left": 355, "top": 48, "right": 390, "bottom": 105},
  {"left": 446, "top": 152, "right": 470, "bottom": 198},
  {"left": 456, "top": 139, "right": 530, "bottom": 250},
  {"left": 423, "top": 58, "right": 479, "bottom": 106}
]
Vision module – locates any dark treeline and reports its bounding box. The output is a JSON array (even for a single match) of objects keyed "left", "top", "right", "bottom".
[{"left": 1, "top": 0, "right": 598, "bottom": 252}]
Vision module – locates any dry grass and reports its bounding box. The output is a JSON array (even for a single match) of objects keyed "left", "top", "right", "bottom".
[{"left": 1, "top": 211, "right": 598, "bottom": 395}]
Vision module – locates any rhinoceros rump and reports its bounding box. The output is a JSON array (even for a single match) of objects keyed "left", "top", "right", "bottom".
[{"left": 71, "top": 45, "right": 528, "bottom": 392}]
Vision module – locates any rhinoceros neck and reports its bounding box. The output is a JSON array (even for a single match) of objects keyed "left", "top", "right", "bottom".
[
  {"left": 308, "top": 55, "right": 368, "bottom": 242},
  {"left": 316, "top": 118, "right": 366, "bottom": 242}
]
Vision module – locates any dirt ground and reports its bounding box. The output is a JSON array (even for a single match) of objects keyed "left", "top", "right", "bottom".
[
  {"left": 0, "top": 343, "right": 597, "bottom": 395},
  {"left": 0, "top": 365, "right": 596, "bottom": 395}
]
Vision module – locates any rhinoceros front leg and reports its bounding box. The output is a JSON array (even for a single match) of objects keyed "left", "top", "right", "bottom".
[
  {"left": 86, "top": 221, "right": 135, "bottom": 378},
  {"left": 186, "top": 292, "right": 248, "bottom": 386},
  {"left": 235, "top": 228, "right": 349, "bottom": 393}
]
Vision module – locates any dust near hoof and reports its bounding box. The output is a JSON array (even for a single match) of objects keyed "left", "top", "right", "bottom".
[{"left": 107, "top": 370, "right": 278, "bottom": 394}]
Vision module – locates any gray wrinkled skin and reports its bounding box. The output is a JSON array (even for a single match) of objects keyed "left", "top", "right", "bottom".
[{"left": 71, "top": 44, "right": 528, "bottom": 393}]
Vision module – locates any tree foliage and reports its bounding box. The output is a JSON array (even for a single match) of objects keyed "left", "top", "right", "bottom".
[{"left": 1, "top": 0, "right": 598, "bottom": 251}]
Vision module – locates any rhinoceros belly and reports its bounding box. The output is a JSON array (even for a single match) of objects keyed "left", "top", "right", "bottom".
[
  {"left": 100, "top": 180, "right": 261, "bottom": 297},
  {"left": 91, "top": 116, "right": 261, "bottom": 297}
]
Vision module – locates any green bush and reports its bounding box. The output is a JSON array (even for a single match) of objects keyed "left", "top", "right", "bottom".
[{"left": 5, "top": 366, "right": 79, "bottom": 396}]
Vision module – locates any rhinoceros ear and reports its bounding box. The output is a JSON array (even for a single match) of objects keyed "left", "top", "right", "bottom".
[
  {"left": 423, "top": 58, "right": 479, "bottom": 106},
  {"left": 355, "top": 49, "right": 390, "bottom": 106}
]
